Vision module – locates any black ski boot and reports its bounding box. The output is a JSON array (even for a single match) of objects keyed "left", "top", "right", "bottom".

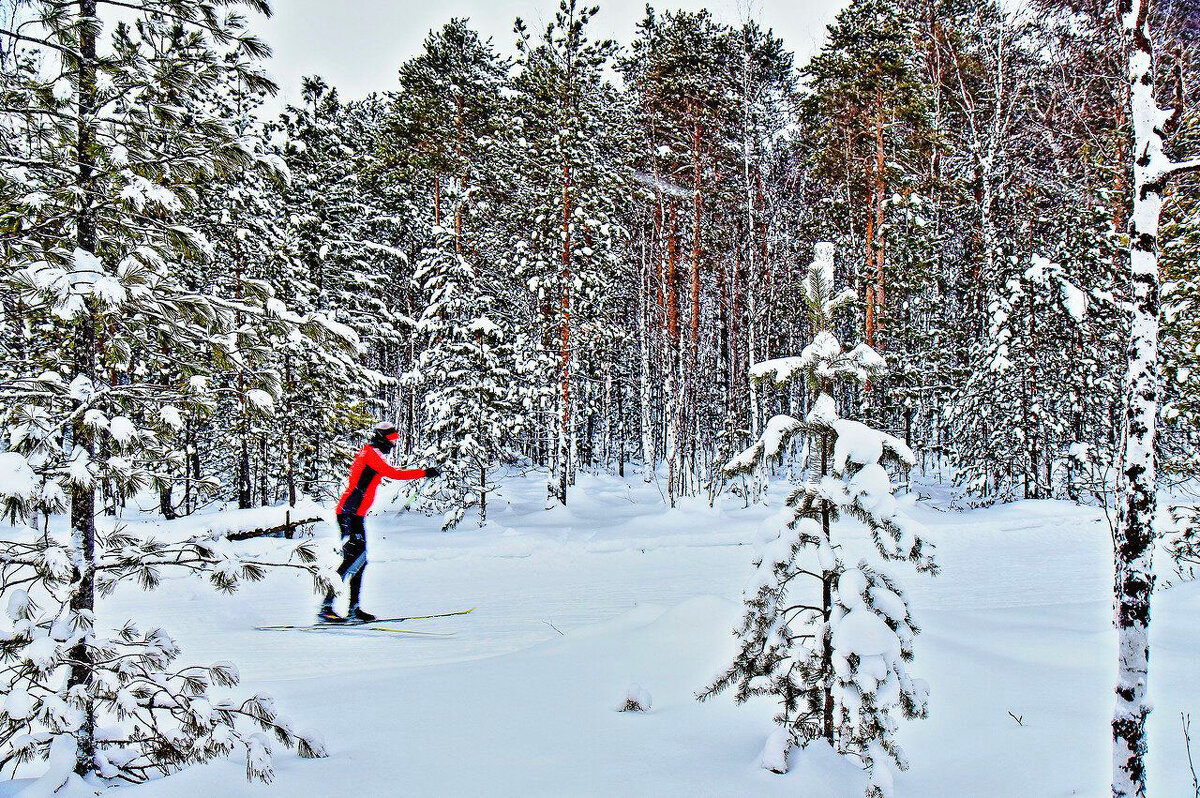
[
  {"left": 349, "top": 607, "right": 377, "bottom": 623},
  {"left": 317, "top": 606, "right": 345, "bottom": 624}
]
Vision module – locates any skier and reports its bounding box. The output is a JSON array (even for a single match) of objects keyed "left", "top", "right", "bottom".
[{"left": 319, "top": 421, "right": 439, "bottom": 623}]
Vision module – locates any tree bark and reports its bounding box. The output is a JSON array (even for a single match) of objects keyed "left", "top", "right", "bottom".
[
  {"left": 558, "top": 160, "right": 571, "bottom": 506},
  {"left": 1111, "top": 1, "right": 1172, "bottom": 794},
  {"left": 69, "top": 0, "right": 98, "bottom": 776}
]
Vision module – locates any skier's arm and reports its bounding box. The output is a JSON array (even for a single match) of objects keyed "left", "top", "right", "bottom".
[{"left": 364, "top": 446, "right": 428, "bottom": 481}]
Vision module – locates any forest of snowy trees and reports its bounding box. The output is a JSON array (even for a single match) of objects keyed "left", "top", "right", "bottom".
[
  {"left": 1, "top": 0, "right": 1199, "bottom": 794},
  {"left": 4, "top": 0, "right": 1198, "bottom": 524}
]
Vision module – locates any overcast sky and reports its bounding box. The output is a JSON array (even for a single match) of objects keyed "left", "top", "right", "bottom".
[{"left": 250, "top": 0, "right": 847, "bottom": 112}]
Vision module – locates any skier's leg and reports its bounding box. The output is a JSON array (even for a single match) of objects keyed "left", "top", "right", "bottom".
[
  {"left": 348, "top": 565, "right": 364, "bottom": 608},
  {"left": 322, "top": 514, "right": 362, "bottom": 612},
  {"left": 343, "top": 515, "right": 368, "bottom": 612}
]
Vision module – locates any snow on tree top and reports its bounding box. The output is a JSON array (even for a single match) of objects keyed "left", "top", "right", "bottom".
[
  {"left": 829, "top": 417, "right": 915, "bottom": 471},
  {"left": 722, "top": 414, "right": 802, "bottom": 472},
  {"left": 0, "top": 453, "right": 38, "bottom": 502},
  {"left": 751, "top": 334, "right": 885, "bottom": 388}
]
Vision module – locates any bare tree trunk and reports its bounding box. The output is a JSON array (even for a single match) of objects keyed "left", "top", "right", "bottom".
[
  {"left": 691, "top": 119, "right": 703, "bottom": 364},
  {"left": 865, "top": 86, "right": 887, "bottom": 350},
  {"left": 479, "top": 461, "right": 487, "bottom": 527}
]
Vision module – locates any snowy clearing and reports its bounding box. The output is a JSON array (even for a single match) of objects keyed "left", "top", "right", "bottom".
[{"left": 3, "top": 474, "right": 1196, "bottom": 797}]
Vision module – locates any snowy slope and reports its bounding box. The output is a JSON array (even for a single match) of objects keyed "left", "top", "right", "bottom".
[{"left": 4, "top": 474, "right": 1198, "bottom": 797}]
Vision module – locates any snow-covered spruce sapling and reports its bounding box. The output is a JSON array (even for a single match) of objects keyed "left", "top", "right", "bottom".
[
  {"left": 405, "top": 225, "right": 521, "bottom": 529},
  {"left": 699, "top": 243, "right": 936, "bottom": 798},
  {"left": 0, "top": 466, "right": 333, "bottom": 786},
  {"left": 616, "top": 684, "right": 652, "bottom": 713}
]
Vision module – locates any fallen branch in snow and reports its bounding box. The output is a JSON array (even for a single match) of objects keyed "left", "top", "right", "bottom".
[
  {"left": 1007, "top": 711, "right": 1024, "bottom": 727},
  {"left": 227, "top": 515, "right": 322, "bottom": 541},
  {"left": 543, "top": 620, "right": 564, "bottom": 636}
]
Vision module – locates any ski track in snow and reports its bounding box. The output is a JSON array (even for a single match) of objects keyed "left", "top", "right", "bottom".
[{"left": 5, "top": 474, "right": 1198, "bottom": 797}]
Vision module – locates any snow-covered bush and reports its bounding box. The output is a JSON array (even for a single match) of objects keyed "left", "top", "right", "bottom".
[
  {"left": 700, "top": 243, "right": 936, "bottom": 797},
  {"left": 616, "top": 684, "right": 653, "bottom": 713},
  {"left": 1167, "top": 505, "right": 1200, "bottom": 582},
  {"left": 0, "top": 499, "right": 333, "bottom": 784}
]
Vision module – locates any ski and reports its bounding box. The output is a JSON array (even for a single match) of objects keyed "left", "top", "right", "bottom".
[
  {"left": 255, "top": 607, "right": 474, "bottom": 632},
  {"left": 257, "top": 624, "right": 454, "bottom": 637},
  {"left": 364, "top": 607, "right": 475, "bottom": 624},
  {"left": 370, "top": 627, "right": 455, "bottom": 636}
]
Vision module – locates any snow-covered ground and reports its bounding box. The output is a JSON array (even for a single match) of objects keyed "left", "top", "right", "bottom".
[{"left": 6, "top": 473, "right": 1200, "bottom": 797}]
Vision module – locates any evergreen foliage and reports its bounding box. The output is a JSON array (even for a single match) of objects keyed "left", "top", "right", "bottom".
[{"left": 702, "top": 244, "right": 935, "bottom": 796}]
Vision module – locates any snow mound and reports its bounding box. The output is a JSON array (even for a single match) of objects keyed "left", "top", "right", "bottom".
[{"left": 616, "top": 683, "right": 652, "bottom": 712}]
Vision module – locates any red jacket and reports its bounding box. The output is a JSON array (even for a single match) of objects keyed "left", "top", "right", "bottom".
[{"left": 336, "top": 444, "right": 427, "bottom": 517}]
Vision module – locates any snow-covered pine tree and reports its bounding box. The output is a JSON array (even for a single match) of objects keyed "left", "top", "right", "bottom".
[
  {"left": 700, "top": 243, "right": 935, "bottom": 798},
  {"left": 509, "top": 0, "right": 628, "bottom": 507},
  {"left": 0, "top": 0, "right": 330, "bottom": 782},
  {"left": 0, "top": 471, "right": 331, "bottom": 786},
  {"left": 182, "top": 65, "right": 292, "bottom": 513},
  {"left": 383, "top": 18, "right": 509, "bottom": 247},
  {"left": 275, "top": 79, "right": 399, "bottom": 452},
  {"left": 947, "top": 241, "right": 1123, "bottom": 502},
  {"left": 801, "top": 0, "right": 931, "bottom": 354},
  {"left": 184, "top": 67, "right": 375, "bottom": 512},
  {"left": 381, "top": 17, "right": 519, "bottom": 517},
  {"left": 407, "top": 225, "right": 519, "bottom": 528}
]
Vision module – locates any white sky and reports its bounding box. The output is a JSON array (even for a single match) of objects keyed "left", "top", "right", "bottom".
[{"left": 251, "top": 0, "right": 847, "bottom": 112}]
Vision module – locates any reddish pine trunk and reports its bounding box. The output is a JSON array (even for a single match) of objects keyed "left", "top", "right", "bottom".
[
  {"left": 871, "top": 87, "right": 887, "bottom": 348},
  {"left": 691, "top": 119, "right": 702, "bottom": 360},
  {"left": 559, "top": 161, "right": 571, "bottom": 505}
]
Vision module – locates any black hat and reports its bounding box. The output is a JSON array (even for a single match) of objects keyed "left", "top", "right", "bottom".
[{"left": 371, "top": 421, "right": 399, "bottom": 453}]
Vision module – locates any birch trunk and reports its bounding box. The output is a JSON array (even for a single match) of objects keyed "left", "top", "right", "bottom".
[{"left": 1110, "top": 0, "right": 1198, "bottom": 792}]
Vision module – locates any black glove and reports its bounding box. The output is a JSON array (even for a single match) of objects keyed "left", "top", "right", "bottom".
[{"left": 424, "top": 466, "right": 441, "bottom": 479}]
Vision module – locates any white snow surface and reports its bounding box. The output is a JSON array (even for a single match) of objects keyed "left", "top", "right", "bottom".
[{"left": 2, "top": 473, "right": 1198, "bottom": 796}]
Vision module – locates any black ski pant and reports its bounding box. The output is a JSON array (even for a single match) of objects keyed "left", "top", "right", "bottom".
[{"left": 325, "top": 513, "right": 368, "bottom": 609}]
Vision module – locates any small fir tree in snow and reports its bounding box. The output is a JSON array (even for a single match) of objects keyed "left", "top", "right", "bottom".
[
  {"left": 616, "top": 684, "right": 652, "bottom": 713},
  {"left": 406, "top": 226, "right": 520, "bottom": 528},
  {"left": 700, "top": 243, "right": 936, "bottom": 798}
]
